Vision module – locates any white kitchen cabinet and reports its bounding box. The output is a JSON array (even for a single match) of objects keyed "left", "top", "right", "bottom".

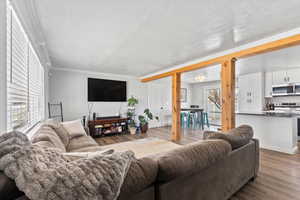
[
  {"left": 286, "top": 68, "right": 300, "bottom": 83},
  {"left": 265, "top": 72, "right": 273, "bottom": 97},
  {"left": 272, "top": 70, "right": 287, "bottom": 85},
  {"left": 238, "top": 72, "right": 264, "bottom": 113},
  {"left": 272, "top": 68, "right": 300, "bottom": 85},
  {"left": 236, "top": 114, "right": 298, "bottom": 154}
]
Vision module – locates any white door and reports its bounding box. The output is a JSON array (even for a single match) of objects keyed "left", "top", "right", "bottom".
[{"left": 147, "top": 83, "right": 171, "bottom": 128}]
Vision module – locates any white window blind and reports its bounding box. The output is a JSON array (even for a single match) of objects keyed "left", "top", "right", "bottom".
[
  {"left": 28, "top": 44, "right": 44, "bottom": 127},
  {"left": 7, "top": 3, "right": 45, "bottom": 132}
]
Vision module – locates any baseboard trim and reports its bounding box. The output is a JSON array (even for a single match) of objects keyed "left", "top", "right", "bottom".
[{"left": 260, "top": 144, "right": 298, "bottom": 155}]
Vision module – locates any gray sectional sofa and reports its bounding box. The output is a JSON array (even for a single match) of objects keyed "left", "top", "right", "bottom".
[{"left": 0, "top": 124, "right": 259, "bottom": 200}]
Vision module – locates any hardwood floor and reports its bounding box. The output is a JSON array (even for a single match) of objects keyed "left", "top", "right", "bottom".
[{"left": 95, "top": 127, "right": 300, "bottom": 200}]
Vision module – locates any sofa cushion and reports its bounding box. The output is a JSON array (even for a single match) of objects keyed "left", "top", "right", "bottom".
[
  {"left": 67, "top": 135, "right": 99, "bottom": 152},
  {"left": 203, "top": 125, "right": 254, "bottom": 150},
  {"left": 44, "top": 119, "right": 70, "bottom": 147},
  {"left": 31, "top": 125, "right": 66, "bottom": 152},
  {"left": 154, "top": 139, "right": 231, "bottom": 182},
  {"left": 119, "top": 157, "right": 158, "bottom": 198},
  {"left": 62, "top": 119, "right": 87, "bottom": 139}
]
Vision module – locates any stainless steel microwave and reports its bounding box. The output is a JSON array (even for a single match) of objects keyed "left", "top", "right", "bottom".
[{"left": 272, "top": 84, "right": 294, "bottom": 96}]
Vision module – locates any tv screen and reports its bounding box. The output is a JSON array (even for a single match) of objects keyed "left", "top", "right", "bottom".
[{"left": 88, "top": 78, "right": 127, "bottom": 102}]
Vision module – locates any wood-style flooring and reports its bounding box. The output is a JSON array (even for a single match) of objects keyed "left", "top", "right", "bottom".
[{"left": 95, "top": 127, "right": 300, "bottom": 200}]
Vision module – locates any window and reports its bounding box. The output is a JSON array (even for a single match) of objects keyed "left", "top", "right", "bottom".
[{"left": 6, "top": 3, "right": 45, "bottom": 132}]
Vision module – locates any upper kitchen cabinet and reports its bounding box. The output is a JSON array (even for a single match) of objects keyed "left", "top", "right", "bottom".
[
  {"left": 272, "top": 70, "right": 287, "bottom": 85},
  {"left": 238, "top": 72, "right": 264, "bottom": 113},
  {"left": 272, "top": 68, "right": 300, "bottom": 85},
  {"left": 286, "top": 68, "right": 300, "bottom": 84},
  {"left": 265, "top": 72, "right": 273, "bottom": 97}
]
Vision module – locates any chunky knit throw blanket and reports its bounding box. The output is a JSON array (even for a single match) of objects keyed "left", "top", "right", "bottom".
[{"left": 0, "top": 131, "right": 135, "bottom": 200}]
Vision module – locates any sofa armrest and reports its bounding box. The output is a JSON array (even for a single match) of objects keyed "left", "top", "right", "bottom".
[
  {"left": 118, "top": 157, "right": 158, "bottom": 198},
  {"left": 155, "top": 140, "right": 231, "bottom": 182},
  {"left": 252, "top": 138, "right": 260, "bottom": 178}
]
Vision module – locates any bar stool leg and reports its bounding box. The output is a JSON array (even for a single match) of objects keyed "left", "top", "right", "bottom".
[
  {"left": 200, "top": 112, "right": 204, "bottom": 130},
  {"left": 205, "top": 113, "right": 210, "bottom": 128}
]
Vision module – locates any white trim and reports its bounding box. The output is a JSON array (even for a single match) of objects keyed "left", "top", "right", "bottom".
[
  {"left": 0, "top": 0, "right": 7, "bottom": 133},
  {"left": 26, "top": 122, "right": 42, "bottom": 139},
  {"left": 50, "top": 66, "right": 138, "bottom": 79},
  {"left": 260, "top": 145, "right": 298, "bottom": 155},
  {"left": 140, "top": 27, "right": 300, "bottom": 80}
]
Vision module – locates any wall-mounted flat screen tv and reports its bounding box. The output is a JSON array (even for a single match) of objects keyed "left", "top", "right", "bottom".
[{"left": 88, "top": 78, "right": 127, "bottom": 102}]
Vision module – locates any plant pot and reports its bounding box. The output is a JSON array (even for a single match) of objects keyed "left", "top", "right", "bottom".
[
  {"left": 129, "top": 126, "right": 136, "bottom": 135},
  {"left": 140, "top": 123, "right": 148, "bottom": 133}
]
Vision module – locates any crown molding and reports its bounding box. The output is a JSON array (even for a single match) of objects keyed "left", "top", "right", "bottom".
[{"left": 50, "top": 66, "right": 138, "bottom": 79}]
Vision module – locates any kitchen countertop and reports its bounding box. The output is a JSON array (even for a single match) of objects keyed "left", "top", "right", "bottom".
[
  {"left": 236, "top": 111, "right": 300, "bottom": 118},
  {"left": 205, "top": 111, "right": 300, "bottom": 118}
]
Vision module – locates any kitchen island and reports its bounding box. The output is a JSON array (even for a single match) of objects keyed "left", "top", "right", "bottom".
[{"left": 236, "top": 112, "right": 299, "bottom": 154}]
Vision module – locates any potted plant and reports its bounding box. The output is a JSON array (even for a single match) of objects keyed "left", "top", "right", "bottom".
[
  {"left": 127, "top": 96, "right": 138, "bottom": 108},
  {"left": 127, "top": 111, "right": 137, "bottom": 135},
  {"left": 128, "top": 122, "right": 137, "bottom": 135},
  {"left": 127, "top": 96, "right": 139, "bottom": 134},
  {"left": 138, "top": 109, "right": 159, "bottom": 133}
]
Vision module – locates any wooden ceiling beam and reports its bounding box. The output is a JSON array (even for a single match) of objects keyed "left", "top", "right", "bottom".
[{"left": 141, "top": 34, "right": 300, "bottom": 82}]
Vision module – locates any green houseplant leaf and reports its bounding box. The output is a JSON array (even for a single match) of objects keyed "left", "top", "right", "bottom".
[{"left": 128, "top": 96, "right": 139, "bottom": 107}]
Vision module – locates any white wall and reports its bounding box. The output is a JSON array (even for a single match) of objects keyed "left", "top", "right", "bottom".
[
  {"left": 190, "top": 81, "right": 221, "bottom": 110},
  {"left": 146, "top": 81, "right": 172, "bottom": 127},
  {"left": 181, "top": 82, "right": 192, "bottom": 108},
  {"left": 191, "top": 84, "right": 204, "bottom": 107},
  {"left": 49, "top": 68, "right": 149, "bottom": 121},
  {"left": 0, "top": 0, "right": 7, "bottom": 132}
]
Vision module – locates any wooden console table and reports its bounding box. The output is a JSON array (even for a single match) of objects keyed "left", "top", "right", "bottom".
[{"left": 88, "top": 117, "right": 129, "bottom": 137}]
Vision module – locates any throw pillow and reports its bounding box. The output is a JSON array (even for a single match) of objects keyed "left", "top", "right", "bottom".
[
  {"left": 32, "top": 125, "right": 67, "bottom": 153},
  {"left": 61, "top": 119, "right": 87, "bottom": 139},
  {"left": 44, "top": 119, "right": 70, "bottom": 147},
  {"left": 203, "top": 125, "right": 254, "bottom": 150}
]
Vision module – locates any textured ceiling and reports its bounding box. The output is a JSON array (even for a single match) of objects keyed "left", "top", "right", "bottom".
[{"left": 34, "top": 0, "right": 300, "bottom": 76}]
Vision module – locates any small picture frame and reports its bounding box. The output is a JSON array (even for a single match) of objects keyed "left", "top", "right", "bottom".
[{"left": 181, "top": 88, "right": 187, "bottom": 102}]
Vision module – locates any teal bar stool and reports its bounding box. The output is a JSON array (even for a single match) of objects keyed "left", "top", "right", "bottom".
[
  {"left": 189, "top": 112, "right": 197, "bottom": 128},
  {"left": 196, "top": 111, "right": 203, "bottom": 129},
  {"left": 181, "top": 112, "right": 189, "bottom": 128},
  {"left": 202, "top": 112, "right": 210, "bottom": 128}
]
